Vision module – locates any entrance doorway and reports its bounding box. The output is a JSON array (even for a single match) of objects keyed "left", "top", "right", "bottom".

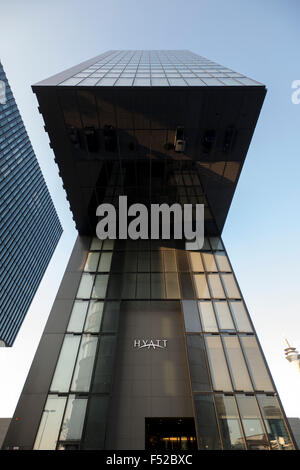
[{"left": 145, "top": 418, "right": 197, "bottom": 451}]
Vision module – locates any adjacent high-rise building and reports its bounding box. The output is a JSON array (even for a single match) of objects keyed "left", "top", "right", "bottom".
[
  {"left": 0, "top": 61, "right": 62, "bottom": 347},
  {"left": 3, "top": 51, "right": 297, "bottom": 450}
]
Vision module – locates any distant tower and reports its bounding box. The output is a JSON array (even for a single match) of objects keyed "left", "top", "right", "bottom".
[{"left": 284, "top": 338, "right": 300, "bottom": 374}]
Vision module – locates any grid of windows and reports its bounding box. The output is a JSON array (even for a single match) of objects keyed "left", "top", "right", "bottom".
[
  {"left": 0, "top": 62, "right": 62, "bottom": 346},
  {"left": 58, "top": 50, "right": 262, "bottom": 87},
  {"left": 33, "top": 236, "right": 294, "bottom": 450}
]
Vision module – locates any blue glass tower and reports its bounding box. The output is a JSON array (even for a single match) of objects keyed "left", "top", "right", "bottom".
[{"left": 0, "top": 61, "right": 62, "bottom": 346}]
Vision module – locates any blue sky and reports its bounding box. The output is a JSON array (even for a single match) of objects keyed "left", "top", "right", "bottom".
[{"left": 0, "top": 0, "right": 299, "bottom": 418}]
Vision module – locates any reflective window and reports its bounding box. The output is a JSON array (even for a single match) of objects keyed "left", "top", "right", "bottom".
[
  {"left": 165, "top": 273, "right": 180, "bottom": 299},
  {"left": 179, "top": 272, "right": 195, "bottom": 298},
  {"left": 33, "top": 395, "right": 67, "bottom": 450},
  {"left": 208, "top": 274, "right": 225, "bottom": 298},
  {"left": 205, "top": 336, "right": 232, "bottom": 391},
  {"left": 222, "top": 336, "right": 253, "bottom": 391},
  {"left": 194, "top": 274, "right": 210, "bottom": 298},
  {"left": 151, "top": 251, "right": 164, "bottom": 271},
  {"left": 202, "top": 253, "right": 217, "bottom": 272},
  {"left": 229, "top": 301, "right": 253, "bottom": 332},
  {"left": 70, "top": 335, "right": 98, "bottom": 392},
  {"left": 90, "top": 238, "right": 102, "bottom": 250},
  {"left": 84, "top": 300, "right": 104, "bottom": 332},
  {"left": 186, "top": 335, "right": 210, "bottom": 391},
  {"left": 121, "top": 273, "right": 136, "bottom": 298},
  {"left": 84, "top": 252, "right": 100, "bottom": 272},
  {"left": 189, "top": 252, "right": 204, "bottom": 272},
  {"left": 257, "top": 395, "right": 293, "bottom": 450},
  {"left": 67, "top": 301, "right": 89, "bottom": 333},
  {"left": 77, "top": 273, "right": 94, "bottom": 299},
  {"left": 215, "top": 252, "right": 231, "bottom": 271},
  {"left": 194, "top": 394, "right": 221, "bottom": 449},
  {"left": 59, "top": 395, "right": 87, "bottom": 441},
  {"left": 198, "top": 301, "right": 218, "bottom": 332},
  {"left": 215, "top": 395, "right": 245, "bottom": 449},
  {"left": 101, "top": 301, "right": 120, "bottom": 332},
  {"left": 221, "top": 274, "right": 241, "bottom": 298},
  {"left": 236, "top": 394, "right": 269, "bottom": 450},
  {"left": 176, "top": 251, "right": 189, "bottom": 271},
  {"left": 82, "top": 396, "right": 109, "bottom": 449},
  {"left": 136, "top": 273, "right": 151, "bottom": 298},
  {"left": 138, "top": 251, "right": 150, "bottom": 272},
  {"left": 151, "top": 273, "right": 165, "bottom": 298},
  {"left": 209, "top": 237, "right": 224, "bottom": 250},
  {"left": 240, "top": 336, "right": 274, "bottom": 391},
  {"left": 98, "top": 252, "right": 113, "bottom": 272},
  {"left": 92, "top": 275, "right": 109, "bottom": 298},
  {"left": 163, "top": 250, "right": 177, "bottom": 271},
  {"left": 214, "top": 301, "right": 234, "bottom": 330},
  {"left": 182, "top": 301, "right": 201, "bottom": 332},
  {"left": 50, "top": 335, "right": 81, "bottom": 392},
  {"left": 92, "top": 335, "right": 116, "bottom": 393}
]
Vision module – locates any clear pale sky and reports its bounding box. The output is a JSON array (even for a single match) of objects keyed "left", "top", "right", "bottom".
[{"left": 0, "top": 0, "right": 299, "bottom": 418}]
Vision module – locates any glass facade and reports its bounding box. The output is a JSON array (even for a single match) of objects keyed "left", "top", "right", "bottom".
[
  {"left": 0, "top": 62, "right": 62, "bottom": 346},
  {"left": 32, "top": 236, "right": 294, "bottom": 450},
  {"left": 58, "top": 50, "right": 262, "bottom": 87}
]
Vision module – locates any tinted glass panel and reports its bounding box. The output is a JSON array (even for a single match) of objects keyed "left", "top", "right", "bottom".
[
  {"left": 186, "top": 335, "right": 210, "bottom": 391},
  {"left": 257, "top": 395, "right": 293, "bottom": 450},
  {"left": 182, "top": 301, "right": 201, "bottom": 332},
  {"left": 59, "top": 395, "right": 87, "bottom": 441},
  {"left": 214, "top": 301, "right": 234, "bottom": 330},
  {"left": 229, "top": 301, "right": 252, "bottom": 332},
  {"left": 77, "top": 273, "right": 94, "bottom": 299},
  {"left": 189, "top": 252, "right": 204, "bottom": 272},
  {"left": 205, "top": 336, "right": 232, "bottom": 391},
  {"left": 82, "top": 396, "right": 109, "bottom": 449},
  {"left": 194, "top": 394, "right": 221, "bottom": 449},
  {"left": 221, "top": 274, "right": 241, "bottom": 299},
  {"left": 236, "top": 394, "right": 269, "bottom": 450},
  {"left": 84, "top": 300, "right": 104, "bottom": 332},
  {"left": 67, "top": 301, "right": 89, "bottom": 333},
  {"left": 92, "top": 335, "right": 116, "bottom": 393},
  {"left": 198, "top": 301, "right": 218, "bottom": 332},
  {"left": 71, "top": 335, "right": 98, "bottom": 392},
  {"left": 194, "top": 274, "right": 210, "bottom": 298},
  {"left": 33, "top": 395, "right": 67, "bottom": 450},
  {"left": 222, "top": 336, "right": 253, "bottom": 391},
  {"left": 50, "top": 335, "right": 81, "bottom": 392},
  {"left": 208, "top": 274, "right": 225, "bottom": 298},
  {"left": 215, "top": 395, "right": 245, "bottom": 449},
  {"left": 240, "top": 336, "right": 274, "bottom": 391}
]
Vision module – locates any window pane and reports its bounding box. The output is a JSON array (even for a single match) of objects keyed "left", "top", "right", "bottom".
[
  {"left": 205, "top": 336, "right": 232, "bottom": 391},
  {"left": 121, "top": 273, "right": 136, "bottom": 298},
  {"left": 221, "top": 274, "right": 241, "bottom": 298},
  {"left": 163, "top": 250, "right": 177, "bottom": 271},
  {"left": 92, "top": 335, "right": 116, "bottom": 393},
  {"left": 240, "top": 336, "right": 274, "bottom": 391},
  {"left": 101, "top": 301, "right": 120, "bottom": 332},
  {"left": 256, "top": 395, "right": 293, "bottom": 450},
  {"left": 102, "top": 239, "right": 114, "bottom": 250},
  {"left": 82, "top": 396, "right": 109, "bottom": 449},
  {"left": 151, "top": 251, "right": 164, "bottom": 271},
  {"left": 151, "top": 273, "right": 165, "bottom": 298},
  {"left": 202, "top": 253, "right": 217, "bottom": 271},
  {"left": 208, "top": 274, "right": 225, "bottom": 298},
  {"left": 98, "top": 252, "right": 112, "bottom": 272},
  {"left": 198, "top": 301, "right": 218, "bottom": 332},
  {"left": 136, "top": 273, "right": 151, "bottom": 298},
  {"left": 179, "top": 272, "right": 194, "bottom": 298},
  {"left": 138, "top": 251, "right": 150, "bottom": 272},
  {"left": 215, "top": 395, "right": 245, "bottom": 450},
  {"left": 111, "top": 251, "right": 125, "bottom": 272},
  {"left": 189, "top": 252, "right": 204, "bottom": 271},
  {"left": 92, "top": 275, "right": 109, "bottom": 298},
  {"left": 194, "top": 274, "right": 210, "bottom": 298},
  {"left": 194, "top": 394, "right": 221, "bottom": 449},
  {"left": 182, "top": 301, "right": 200, "bottom": 332},
  {"left": 214, "top": 301, "right": 234, "bottom": 330},
  {"left": 124, "top": 251, "right": 138, "bottom": 272},
  {"left": 84, "top": 252, "right": 100, "bottom": 272},
  {"left": 222, "top": 336, "right": 253, "bottom": 391},
  {"left": 186, "top": 334, "right": 210, "bottom": 391},
  {"left": 84, "top": 300, "right": 104, "bottom": 332},
  {"left": 67, "top": 301, "right": 89, "bottom": 333},
  {"left": 50, "top": 335, "right": 81, "bottom": 392},
  {"left": 215, "top": 252, "right": 231, "bottom": 271},
  {"left": 59, "top": 395, "right": 87, "bottom": 441},
  {"left": 33, "top": 395, "right": 67, "bottom": 450},
  {"left": 90, "top": 237, "right": 102, "bottom": 250},
  {"left": 71, "top": 335, "right": 98, "bottom": 392},
  {"left": 165, "top": 273, "right": 180, "bottom": 298},
  {"left": 209, "top": 237, "right": 224, "bottom": 250},
  {"left": 236, "top": 394, "right": 269, "bottom": 450},
  {"left": 77, "top": 273, "right": 94, "bottom": 299},
  {"left": 229, "top": 301, "right": 252, "bottom": 332},
  {"left": 176, "top": 251, "right": 189, "bottom": 271}
]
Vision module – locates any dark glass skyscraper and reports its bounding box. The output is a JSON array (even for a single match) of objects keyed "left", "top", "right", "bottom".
[
  {"left": 0, "top": 61, "right": 62, "bottom": 346},
  {"left": 3, "top": 51, "right": 297, "bottom": 450}
]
